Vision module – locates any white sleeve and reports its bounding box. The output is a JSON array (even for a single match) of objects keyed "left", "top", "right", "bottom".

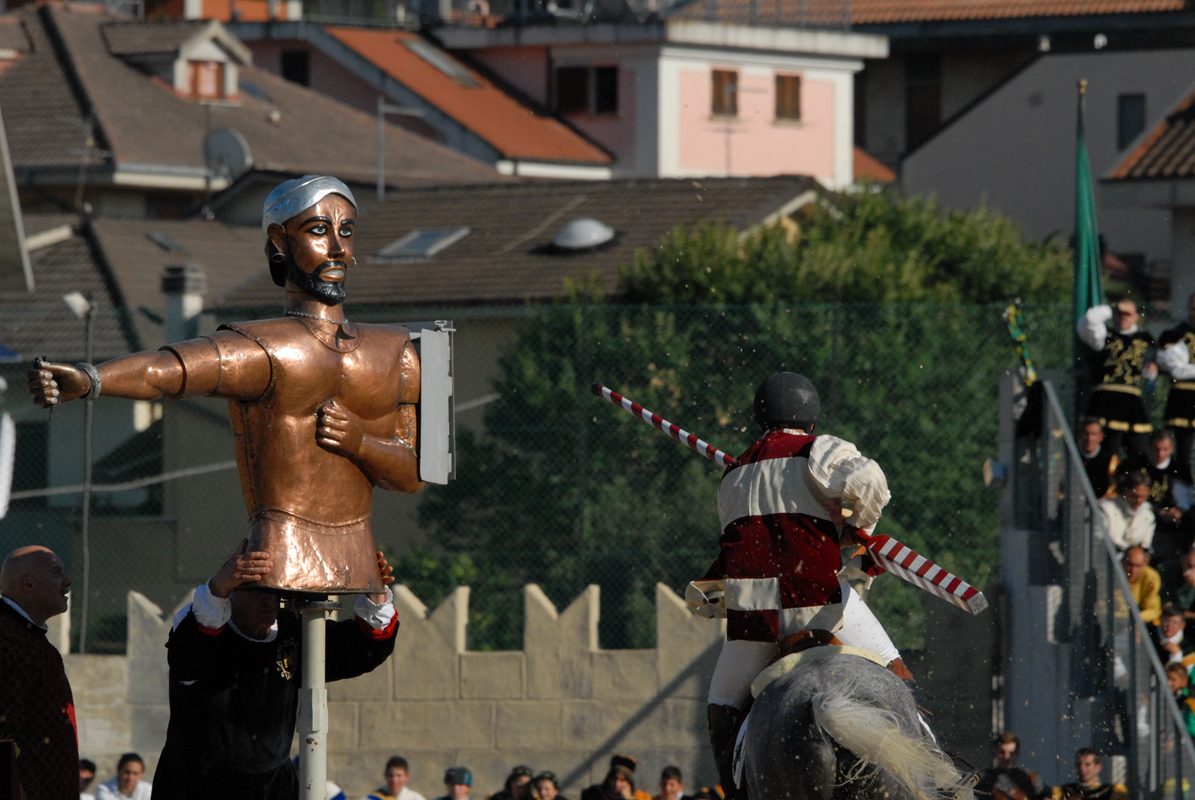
[
  {"left": 806, "top": 436, "right": 891, "bottom": 528},
  {"left": 1100, "top": 500, "right": 1128, "bottom": 550},
  {"left": 353, "top": 586, "right": 395, "bottom": 631},
  {"left": 1077, "top": 305, "right": 1113, "bottom": 351},
  {"left": 172, "top": 582, "right": 231, "bottom": 631},
  {"left": 1160, "top": 342, "right": 1195, "bottom": 380}
]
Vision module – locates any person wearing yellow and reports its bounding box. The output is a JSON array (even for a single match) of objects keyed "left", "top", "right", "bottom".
[{"left": 1125, "top": 546, "right": 1163, "bottom": 624}]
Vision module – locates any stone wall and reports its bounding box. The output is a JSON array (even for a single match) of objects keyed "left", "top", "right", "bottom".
[{"left": 60, "top": 583, "right": 725, "bottom": 799}]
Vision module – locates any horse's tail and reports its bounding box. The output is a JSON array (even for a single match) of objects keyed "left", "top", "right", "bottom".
[{"left": 811, "top": 685, "right": 964, "bottom": 800}]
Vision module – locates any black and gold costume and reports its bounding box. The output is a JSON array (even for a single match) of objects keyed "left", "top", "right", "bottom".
[
  {"left": 1087, "top": 326, "right": 1155, "bottom": 433},
  {"left": 1050, "top": 781, "right": 1128, "bottom": 800},
  {"left": 1160, "top": 319, "right": 1195, "bottom": 462},
  {"left": 1082, "top": 446, "right": 1118, "bottom": 499}
]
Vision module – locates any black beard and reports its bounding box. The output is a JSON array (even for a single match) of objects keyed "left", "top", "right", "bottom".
[{"left": 287, "top": 259, "right": 346, "bottom": 306}]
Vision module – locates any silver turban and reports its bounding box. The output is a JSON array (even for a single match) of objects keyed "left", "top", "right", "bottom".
[{"left": 261, "top": 175, "right": 357, "bottom": 237}]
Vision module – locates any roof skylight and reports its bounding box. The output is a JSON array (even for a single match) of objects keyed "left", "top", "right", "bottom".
[
  {"left": 404, "top": 39, "right": 480, "bottom": 88},
  {"left": 377, "top": 227, "right": 471, "bottom": 260}
]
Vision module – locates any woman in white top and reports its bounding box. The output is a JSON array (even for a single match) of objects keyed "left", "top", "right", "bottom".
[{"left": 1101, "top": 469, "right": 1156, "bottom": 553}]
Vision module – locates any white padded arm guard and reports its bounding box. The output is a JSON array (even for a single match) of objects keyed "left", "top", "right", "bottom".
[{"left": 807, "top": 436, "right": 891, "bottom": 529}]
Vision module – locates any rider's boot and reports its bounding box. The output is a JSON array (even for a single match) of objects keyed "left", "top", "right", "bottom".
[{"left": 708, "top": 703, "right": 747, "bottom": 800}]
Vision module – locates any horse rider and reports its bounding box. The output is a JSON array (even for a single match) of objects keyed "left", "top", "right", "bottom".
[{"left": 686, "top": 373, "right": 917, "bottom": 799}]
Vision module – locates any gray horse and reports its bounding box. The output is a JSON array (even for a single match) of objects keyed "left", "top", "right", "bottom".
[{"left": 739, "top": 654, "right": 968, "bottom": 800}]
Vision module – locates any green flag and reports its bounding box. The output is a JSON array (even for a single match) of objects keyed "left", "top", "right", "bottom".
[{"left": 1073, "top": 79, "right": 1104, "bottom": 364}]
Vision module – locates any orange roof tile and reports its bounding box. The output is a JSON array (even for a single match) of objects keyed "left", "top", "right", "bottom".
[
  {"left": 324, "top": 27, "right": 612, "bottom": 165},
  {"left": 669, "top": 0, "right": 1183, "bottom": 26},
  {"left": 853, "top": 146, "right": 895, "bottom": 182},
  {"left": 1107, "top": 86, "right": 1195, "bottom": 181},
  {"left": 850, "top": 0, "right": 1183, "bottom": 24}
]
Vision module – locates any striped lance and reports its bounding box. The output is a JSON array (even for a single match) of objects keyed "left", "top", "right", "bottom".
[{"left": 591, "top": 381, "right": 988, "bottom": 615}]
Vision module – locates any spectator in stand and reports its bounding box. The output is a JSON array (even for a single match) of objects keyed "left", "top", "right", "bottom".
[
  {"left": 653, "top": 767, "right": 685, "bottom": 800},
  {"left": 1080, "top": 418, "right": 1119, "bottom": 499},
  {"left": 81, "top": 759, "right": 97, "bottom": 800},
  {"left": 1049, "top": 748, "right": 1129, "bottom": 800},
  {"left": 434, "top": 768, "right": 474, "bottom": 800},
  {"left": 580, "top": 756, "right": 651, "bottom": 800},
  {"left": 1121, "top": 429, "right": 1193, "bottom": 560},
  {"left": 0, "top": 545, "right": 78, "bottom": 800},
  {"left": 1101, "top": 470, "right": 1156, "bottom": 554},
  {"left": 366, "top": 757, "right": 427, "bottom": 800},
  {"left": 975, "top": 732, "right": 1046, "bottom": 800},
  {"left": 1077, "top": 298, "right": 1157, "bottom": 461},
  {"left": 534, "top": 772, "right": 566, "bottom": 800},
  {"left": 491, "top": 766, "right": 534, "bottom": 800},
  {"left": 1166, "top": 664, "right": 1195, "bottom": 737},
  {"left": 96, "top": 754, "right": 151, "bottom": 800},
  {"left": 1164, "top": 548, "right": 1195, "bottom": 622},
  {"left": 1125, "top": 546, "right": 1163, "bottom": 624},
  {"left": 1155, "top": 604, "right": 1194, "bottom": 665}
]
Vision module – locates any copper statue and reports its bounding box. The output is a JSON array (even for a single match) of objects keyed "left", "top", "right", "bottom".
[{"left": 27, "top": 176, "right": 423, "bottom": 594}]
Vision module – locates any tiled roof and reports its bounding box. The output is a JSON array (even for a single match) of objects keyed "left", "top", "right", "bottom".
[
  {"left": 0, "top": 215, "right": 139, "bottom": 363},
  {"left": 324, "top": 27, "right": 612, "bottom": 165},
  {"left": 1107, "top": 85, "right": 1195, "bottom": 181},
  {"left": 216, "top": 176, "right": 820, "bottom": 309},
  {"left": 101, "top": 19, "right": 207, "bottom": 55},
  {"left": 666, "top": 0, "right": 1183, "bottom": 26},
  {"left": 0, "top": 18, "right": 30, "bottom": 53},
  {"left": 0, "top": 4, "right": 501, "bottom": 187},
  {"left": 853, "top": 146, "right": 894, "bottom": 182}
]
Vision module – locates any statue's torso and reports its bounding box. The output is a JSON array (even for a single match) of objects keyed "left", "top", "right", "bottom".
[{"left": 221, "top": 317, "right": 418, "bottom": 526}]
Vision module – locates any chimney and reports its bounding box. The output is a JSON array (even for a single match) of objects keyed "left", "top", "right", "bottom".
[{"left": 161, "top": 264, "right": 207, "bottom": 343}]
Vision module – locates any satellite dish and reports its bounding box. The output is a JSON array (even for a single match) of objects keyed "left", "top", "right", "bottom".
[
  {"left": 203, "top": 127, "right": 252, "bottom": 183},
  {"left": 552, "top": 218, "right": 615, "bottom": 250}
]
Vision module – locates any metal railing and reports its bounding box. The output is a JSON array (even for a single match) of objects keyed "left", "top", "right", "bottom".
[{"left": 1029, "top": 379, "right": 1195, "bottom": 797}]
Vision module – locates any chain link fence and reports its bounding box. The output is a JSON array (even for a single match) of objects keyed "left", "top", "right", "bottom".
[{"left": 0, "top": 301, "right": 1079, "bottom": 653}]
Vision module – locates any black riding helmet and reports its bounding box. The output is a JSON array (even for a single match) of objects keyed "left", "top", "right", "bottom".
[{"left": 752, "top": 372, "right": 820, "bottom": 432}]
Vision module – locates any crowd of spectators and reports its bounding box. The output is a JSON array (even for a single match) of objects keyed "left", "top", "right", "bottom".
[
  {"left": 72, "top": 753, "right": 707, "bottom": 800},
  {"left": 976, "top": 734, "right": 1127, "bottom": 800}
]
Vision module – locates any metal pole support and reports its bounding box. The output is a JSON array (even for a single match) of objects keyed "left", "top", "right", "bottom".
[{"left": 294, "top": 597, "right": 337, "bottom": 800}]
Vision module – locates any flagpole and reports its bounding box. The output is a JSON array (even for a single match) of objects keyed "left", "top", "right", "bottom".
[{"left": 1073, "top": 78, "right": 1104, "bottom": 417}]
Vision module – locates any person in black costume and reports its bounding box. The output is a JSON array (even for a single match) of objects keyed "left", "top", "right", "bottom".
[
  {"left": 1078, "top": 299, "right": 1157, "bottom": 462},
  {"left": 151, "top": 541, "right": 398, "bottom": 800},
  {"left": 1079, "top": 417, "right": 1118, "bottom": 499},
  {"left": 1158, "top": 292, "right": 1195, "bottom": 469},
  {"left": 1049, "top": 749, "right": 1127, "bottom": 800}
]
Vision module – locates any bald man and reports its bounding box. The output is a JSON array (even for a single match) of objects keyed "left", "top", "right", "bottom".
[{"left": 0, "top": 546, "right": 79, "bottom": 800}]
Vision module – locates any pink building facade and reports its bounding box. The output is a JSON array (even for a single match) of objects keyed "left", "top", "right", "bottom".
[{"left": 439, "top": 22, "right": 886, "bottom": 187}]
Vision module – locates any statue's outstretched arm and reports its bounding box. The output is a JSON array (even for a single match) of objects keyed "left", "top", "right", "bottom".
[{"left": 28, "top": 331, "right": 271, "bottom": 407}]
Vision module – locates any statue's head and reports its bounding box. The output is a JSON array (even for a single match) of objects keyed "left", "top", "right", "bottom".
[{"left": 262, "top": 175, "right": 358, "bottom": 305}]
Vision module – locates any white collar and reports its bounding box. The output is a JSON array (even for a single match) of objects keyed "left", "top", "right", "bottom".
[
  {"left": 1117, "top": 324, "right": 1140, "bottom": 335},
  {"left": 228, "top": 618, "right": 278, "bottom": 643},
  {"left": 1, "top": 596, "right": 46, "bottom": 630},
  {"left": 1119, "top": 498, "right": 1148, "bottom": 517},
  {"left": 1083, "top": 444, "right": 1101, "bottom": 459},
  {"left": 1158, "top": 457, "right": 1172, "bottom": 470}
]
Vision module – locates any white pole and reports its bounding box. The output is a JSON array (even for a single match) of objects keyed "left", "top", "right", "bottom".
[{"left": 298, "top": 600, "right": 330, "bottom": 800}]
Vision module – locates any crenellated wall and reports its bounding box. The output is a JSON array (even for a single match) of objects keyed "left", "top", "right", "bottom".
[{"left": 58, "top": 583, "right": 726, "bottom": 798}]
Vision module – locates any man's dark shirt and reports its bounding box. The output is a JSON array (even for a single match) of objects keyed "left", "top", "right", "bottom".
[
  {"left": 1091, "top": 328, "right": 1156, "bottom": 391},
  {"left": 976, "top": 766, "right": 1045, "bottom": 800},
  {"left": 151, "top": 606, "right": 396, "bottom": 800},
  {"left": 0, "top": 600, "right": 78, "bottom": 800},
  {"left": 1082, "top": 446, "right": 1117, "bottom": 498}
]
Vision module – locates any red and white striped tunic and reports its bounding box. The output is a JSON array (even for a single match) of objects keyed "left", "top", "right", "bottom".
[{"left": 686, "top": 431, "right": 891, "bottom": 642}]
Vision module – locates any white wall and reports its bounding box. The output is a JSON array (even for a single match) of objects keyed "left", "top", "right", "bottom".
[{"left": 903, "top": 49, "right": 1195, "bottom": 265}]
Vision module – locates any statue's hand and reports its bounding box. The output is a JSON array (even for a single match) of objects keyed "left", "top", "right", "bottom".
[
  {"left": 367, "top": 550, "right": 394, "bottom": 604},
  {"left": 27, "top": 361, "right": 89, "bottom": 407},
  {"left": 316, "top": 398, "right": 364, "bottom": 458}
]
